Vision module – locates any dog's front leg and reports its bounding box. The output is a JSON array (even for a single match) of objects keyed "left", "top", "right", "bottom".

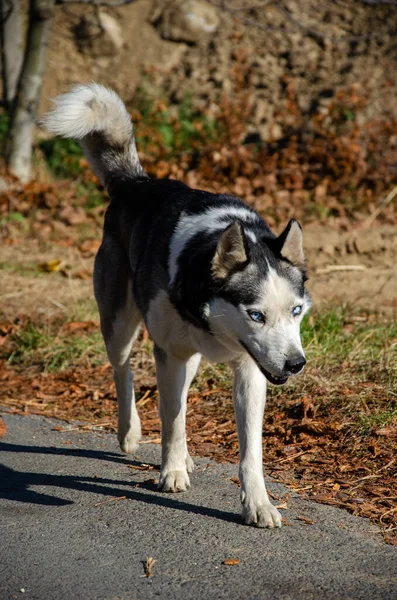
[
  {"left": 155, "top": 348, "right": 201, "bottom": 493},
  {"left": 232, "top": 358, "right": 282, "bottom": 528}
]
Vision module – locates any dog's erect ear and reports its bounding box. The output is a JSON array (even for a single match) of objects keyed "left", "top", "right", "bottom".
[
  {"left": 212, "top": 222, "right": 249, "bottom": 280},
  {"left": 277, "top": 219, "right": 305, "bottom": 268}
]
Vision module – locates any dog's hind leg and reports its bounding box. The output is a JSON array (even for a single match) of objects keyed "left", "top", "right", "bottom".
[
  {"left": 155, "top": 348, "right": 201, "bottom": 492},
  {"left": 94, "top": 240, "right": 142, "bottom": 454}
]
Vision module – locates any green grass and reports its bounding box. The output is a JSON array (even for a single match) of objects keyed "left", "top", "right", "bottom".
[
  {"left": 133, "top": 91, "right": 218, "bottom": 154},
  {"left": 39, "top": 138, "right": 84, "bottom": 179},
  {"left": 0, "top": 260, "right": 45, "bottom": 277},
  {"left": 8, "top": 322, "right": 47, "bottom": 364},
  {"left": 0, "top": 212, "right": 29, "bottom": 232},
  {"left": 7, "top": 318, "right": 105, "bottom": 372},
  {"left": 359, "top": 407, "right": 397, "bottom": 435},
  {"left": 75, "top": 182, "right": 105, "bottom": 209},
  {"left": 302, "top": 310, "right": 396, "bottom": 374}
]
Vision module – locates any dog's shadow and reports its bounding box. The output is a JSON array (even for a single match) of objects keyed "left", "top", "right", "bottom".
[{"left": 0, "top": 442, "right": 240, "bottom": 524}]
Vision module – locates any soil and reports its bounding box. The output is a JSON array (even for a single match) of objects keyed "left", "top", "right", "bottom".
[
  {"left": 39, "top": 0, "right": 397, "bottom": 140},
  {"left": 1, "top": 224, "right": 396, "bottom": 319}
]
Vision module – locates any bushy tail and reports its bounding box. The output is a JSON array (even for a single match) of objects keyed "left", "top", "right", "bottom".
[{"left": 42, "top": 83, "right": 144, "bottom": 186}]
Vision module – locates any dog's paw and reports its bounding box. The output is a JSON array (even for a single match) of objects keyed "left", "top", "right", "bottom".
[
  {"left": 118, "top": 427, "right": 141, "bottom": 454},
  {"left": 186, "top": 453, "right": 195, "bottom": 473},
  {"left": 158, "top": 469, "right": 190, "bottom": 493},
  {"left": 242, "top": 498, "right": 282, "bottom": 529}
]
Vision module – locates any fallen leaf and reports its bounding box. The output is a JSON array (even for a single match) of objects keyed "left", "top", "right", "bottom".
[
  {"left": 62, "top": 321, "right": 99, "bottom": 334},
  {"left": 59, "top": 206, "right": 88, "bottom": 225},
  {"left": 222, "top": 558, "right": 240, "bottom": 565},
  {"left": 73, "top": 269, "right": 92, "bottom": 280},
  {"left": 38, "top": 259, "right": 61, "bottom": 272},
  {"left": 302, "top": 395, "right": 316, "bottom": 419},
  {"left": 79, "top": 239, "right": 101, "bottom": 256},
  {"left": 375, "top": 425, "right": 397, "bottom": 437},
  {"left": 296, "top": 516, "right": 315, "bottom": 525},
  {"left": 385, "top": 536, "right": 397, "bottom": 547},
  {"left": 143, "top": 556, "right": 156, "bottom": 578},
  {"left": 127, "top": 463, "right": 157, "bottom": 471},
  {"left": 230, "top": 477, "right": 240, "bottom": 487},
  {"left": 94, "top": 496, "right": 126, "bottom": 507},
  {"left": 0, "top": 417, "right": 7, "bottom": 437},
  {"left": 295, "top": 420, "right": 342, "bottom": 435}
]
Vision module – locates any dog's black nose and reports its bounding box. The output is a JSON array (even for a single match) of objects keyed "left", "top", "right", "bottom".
[{"left": 285, "top": 357, "right": 306, "bottom": 375}]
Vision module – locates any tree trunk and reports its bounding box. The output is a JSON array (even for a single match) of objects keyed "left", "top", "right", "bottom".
[
  {"left": 0, "top": 0, "right": 24, "bottom": 107},
  {"left": 5, "top": 0, "right": 55, "bottom": 182}
]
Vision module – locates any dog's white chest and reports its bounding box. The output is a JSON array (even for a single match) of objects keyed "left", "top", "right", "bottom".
[{"left": 146, "top": 291, "right": 238, "bottom": 363}]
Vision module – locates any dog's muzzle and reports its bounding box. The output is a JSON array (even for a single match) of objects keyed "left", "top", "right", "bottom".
[{"left": 239, "top": 341, "right": 306, "bottom": 386}]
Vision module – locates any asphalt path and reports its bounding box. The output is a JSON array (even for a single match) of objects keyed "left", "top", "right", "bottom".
[{"left": 0, "top": 413, "right": 396, "bottom": 600}]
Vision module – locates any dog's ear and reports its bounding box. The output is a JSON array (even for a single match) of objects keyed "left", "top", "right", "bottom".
[
  {"left": 276, "top": 219, "right": 305, "bottom": 268},
  {"left": 212, "top": 222, "right": 249, "bottom": 280}
]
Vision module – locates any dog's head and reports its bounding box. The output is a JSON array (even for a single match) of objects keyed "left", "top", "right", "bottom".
[{"left": 208, "top": 219, "right": 311, "bottom": 385}]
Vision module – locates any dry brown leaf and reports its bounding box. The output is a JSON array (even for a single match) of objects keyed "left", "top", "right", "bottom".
[
  {"left": 62, "top": 321, "right": 99, "bottom": 334},
  {"left": 222, "top": 558, "right": 240, "bottom": 566},
  {"left": 296, "top": 516, "right": 315, "bottom": 525},
  {"left": 73, "top": 269, "right": 92, "bottom": 281},
  {"left": 302, "top": 395, "right": 316, "bottom": 419},
  {"left": 385, "top": 536, "right": 397, "bottom": 547},
  {"left": 94, "top": 496, "right": 126, "bottom": 507},
  {"left": 0, "top": 417, "right": 7, "bottom": 437},
  {"left": 127, "top": 464, "right": 157, "bottom": 471},
  {"left": 375, "top": 425, "right": 397, "bottom": 437},
  {"left": 201, "top": 388, "right": 222, "bottom": 397},
  {"left": 79, "top": 239, "right": 101, "bottom": 256},
  {"left": 144, "top": 556, "right": 157, "bottom": 578}
]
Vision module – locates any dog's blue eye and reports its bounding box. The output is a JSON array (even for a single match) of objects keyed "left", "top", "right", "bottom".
[
  {"left": 292, "top": 305, "right": 302, "bottom": 317},
  {"left": 248, "top": 310, "right": 265, "bottom": 323}
]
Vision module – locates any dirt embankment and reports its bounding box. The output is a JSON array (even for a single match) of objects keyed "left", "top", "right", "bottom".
[{"left": 41, "top": 0, "right": 397, "bottom": 140}]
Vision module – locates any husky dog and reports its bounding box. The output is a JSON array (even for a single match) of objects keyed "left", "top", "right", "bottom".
[{"left": 43, "top": 84, "right": 311, "bottom": 528}]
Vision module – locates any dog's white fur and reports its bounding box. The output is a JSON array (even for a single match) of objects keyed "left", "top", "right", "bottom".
[
  {"left": 169, "top": 206, "right": 259, "bottom": 282},
  {"left": 209, "top": 268, "right": 306, "bottom": 375},
  {"left": 42, "top": 83, "right": 142, "bottom": 184},
  {"left": 145, "top": 289, "right": 284, "bottom": 527},
  {"left": 144, "top": 268, "right": 308, "bottom": 528}
]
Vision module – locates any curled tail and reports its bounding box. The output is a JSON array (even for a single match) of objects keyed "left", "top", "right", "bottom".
[{"left": 42, "top": 83, "right": 144, "bottom": 185}]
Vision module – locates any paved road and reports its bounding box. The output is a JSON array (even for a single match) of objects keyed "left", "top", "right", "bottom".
[{"left": 0, "top": 413, "right": 396, "bottom": 600}]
